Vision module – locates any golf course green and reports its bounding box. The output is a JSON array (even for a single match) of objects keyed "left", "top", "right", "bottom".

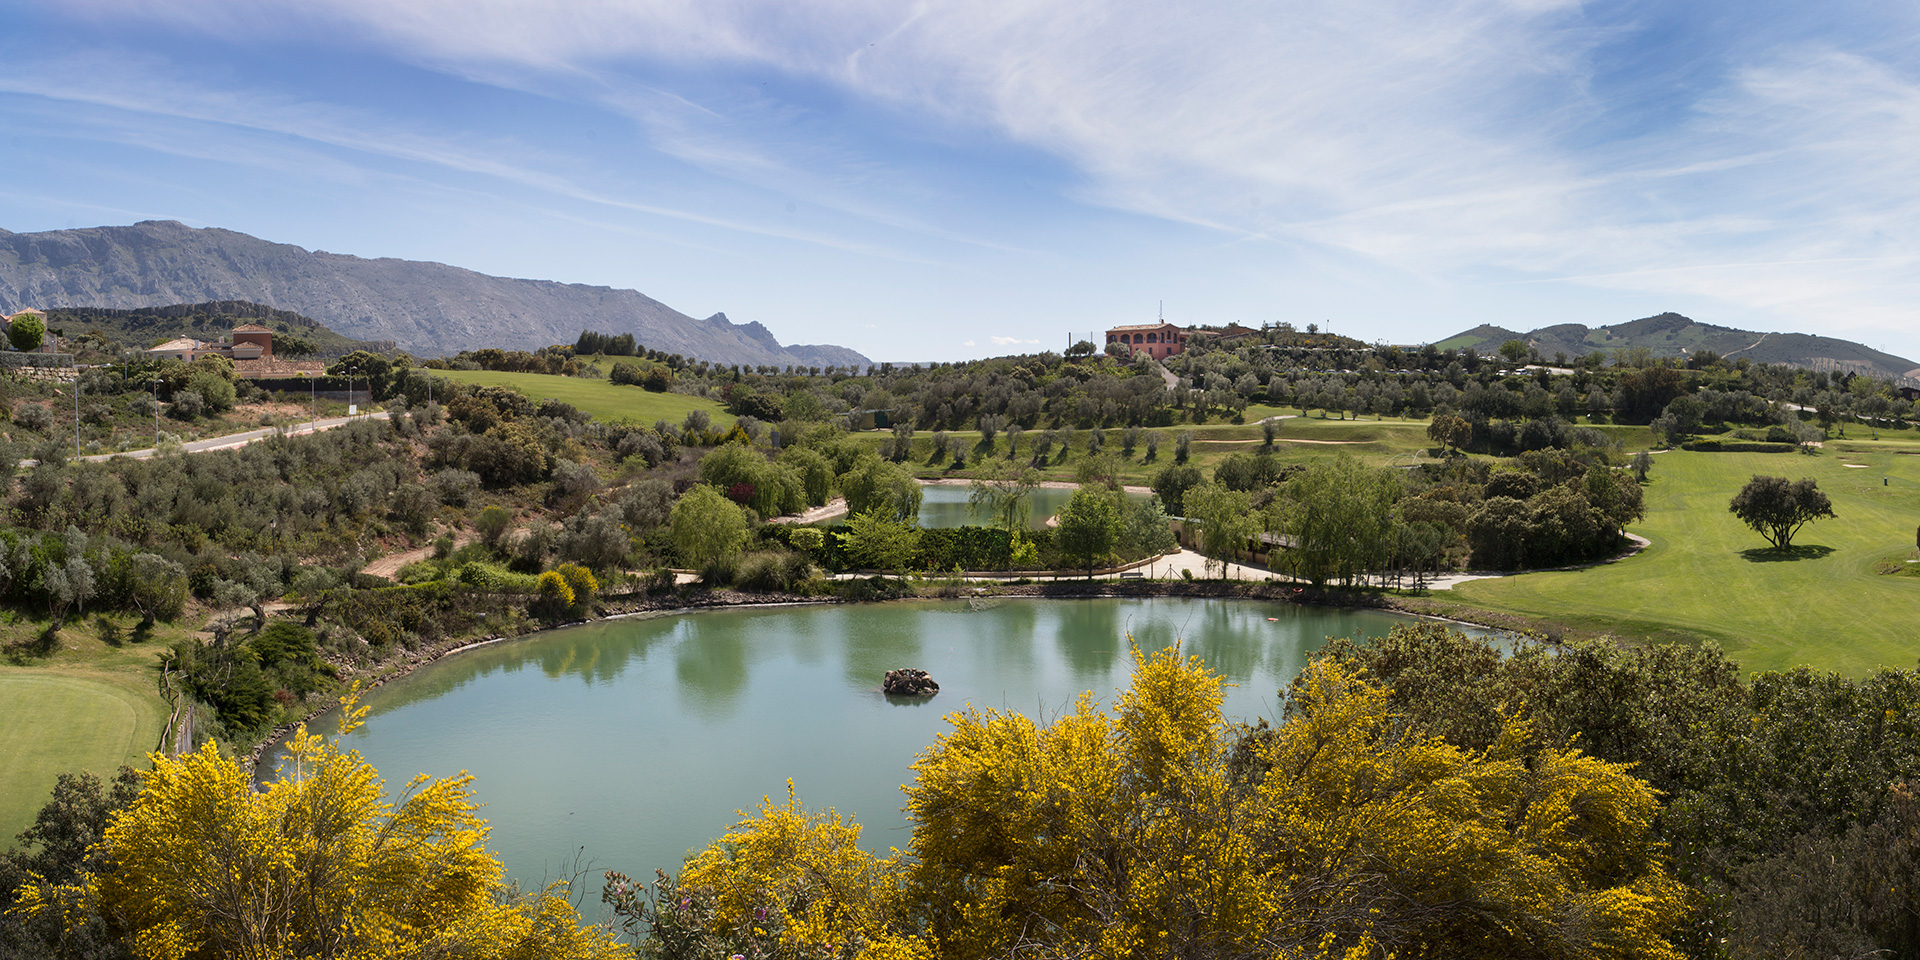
[
  {"left": 0, "top": 672, "right": 163, "bottom": 842},
  {"left": 1450, "top": 442, "right": 1920, "bottom": 675},
  {"left": 436, "top": 369, "right": 733, "bottom": 427}
]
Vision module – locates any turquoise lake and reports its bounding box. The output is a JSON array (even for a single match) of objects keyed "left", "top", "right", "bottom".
[{"left": 262, "top": 598, "right": 1449, "bottom": 884}]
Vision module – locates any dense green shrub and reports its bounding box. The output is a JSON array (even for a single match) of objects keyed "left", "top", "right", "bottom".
[
  {"left": 1680, "top": 440, "right": 1796, "bottom": 453},
  {"left": 453, "top": 561, "right": 541, "bottom": 593}
]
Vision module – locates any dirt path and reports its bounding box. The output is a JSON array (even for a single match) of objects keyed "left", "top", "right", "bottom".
[
  {"left": 363, "top": 530, "right": 473, "bottom": 580},
  {"left": 770, "top": 498, "right": 850, "bottom": 524}
]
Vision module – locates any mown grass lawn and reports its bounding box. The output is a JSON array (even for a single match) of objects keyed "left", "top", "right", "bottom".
[
  {"left": 0, "top": 674, "right": 165, "bottom": 843},
  {"left": 1449, "top": 444, "right": 1920, "bottom": 676},
  {"left": 437, "top": 370, "right": 732, "bottom": 428},
  {"left": 0, "top": 619, "right": 185, "bottom": 841}
]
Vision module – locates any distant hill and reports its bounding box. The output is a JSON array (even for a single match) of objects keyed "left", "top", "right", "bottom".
[
  {"left": 0, "top": 221, "right": 870, "bottom": 367},
  {"left": 1434, "top": 313, "right": 1920, "bottom": 381},
  {"left": 41, "top": 301, "right": 390, "bottom": 359}
]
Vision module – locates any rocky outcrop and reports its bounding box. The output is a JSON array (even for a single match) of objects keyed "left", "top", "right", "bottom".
[{"left": 883, "top": 668, "right": 939, "bottom": 698}]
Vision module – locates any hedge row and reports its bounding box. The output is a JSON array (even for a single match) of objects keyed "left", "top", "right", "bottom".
[{"left": 1681, "top": 440, "right": 1798, "bottom": 453}]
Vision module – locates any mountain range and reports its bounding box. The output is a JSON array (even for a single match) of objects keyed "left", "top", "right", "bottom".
[
  {"left": 0, "top": 221, "right": 870, "bottom": 368},
  {"left": 1435, "top": 313, "right": 1920, "bottom": 382}
]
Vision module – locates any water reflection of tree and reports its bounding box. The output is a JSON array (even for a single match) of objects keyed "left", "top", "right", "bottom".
[
  {"left": 675, "top": 617, "right": 755, "bottom": 718},
  {"left": 532, "top": 621, "right": 670, "bottom": 685},
  {"left": 839, "top": 605, "right": 928, "bottom": 688},
  {"left": 1178, "top": 601, "right": 1265, "bottom": 683},
  {"left": 1056, "top": 599, "right": 1123, "bottom": 681},
  {"left": 979, "top": 599, "right": 1040, "bottom": 678}
]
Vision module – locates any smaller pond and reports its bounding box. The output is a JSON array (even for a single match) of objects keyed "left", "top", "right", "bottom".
[{"left": 915, "top": 484, "right": 1148, "bottom": 529}]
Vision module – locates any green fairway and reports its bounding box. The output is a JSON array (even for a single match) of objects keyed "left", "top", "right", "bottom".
[
  {"left": 0, "top": 672, "right": 163, "bottom": 842},
  {"left": 436, "top": 370, "right": 733, "bottom": 428},
  {"left": 1448, "top": 445, "right": 1920, "bottom": 676}
]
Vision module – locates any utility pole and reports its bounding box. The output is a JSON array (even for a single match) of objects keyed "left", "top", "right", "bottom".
[
  {"left": 73, "top": 370, "right": 80, "bottom": 459},
  {"left": 309, "top": 372, "right": 316, "bottom": 433},
  {"left": 151, "top": 378, "right": 160, "bottom": 447}
]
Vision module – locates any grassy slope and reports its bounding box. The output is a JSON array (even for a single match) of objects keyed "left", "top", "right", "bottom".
[
  {"left": 1447, "top": 443, "right": 1920, "bottom": 676},
  {"left": 899, "top": 410, "right": 1448, "bottom": 486},
  {"left": 0, "top": 627, "right": 173, "bottom": 841},
  {"left": 436, "top": 370, "right": 733, "bottom": 427}
]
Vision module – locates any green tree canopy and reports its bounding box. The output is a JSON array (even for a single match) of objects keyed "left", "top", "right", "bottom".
[
  {"left": 1054, "top": 486, "right": 1121, "bottom": 575},
  {"left": 671, "top": 484, "right": 750, "bottom": 578},
  {"left": 1272, "top": 454, "right": 1398, "bottom": 585},
  {"left": 839, "top": 456, "right": 923, "bottom": 523},
  {"left": 1149, "top": 462, "right": 1203, "bottom": 516},
  {"left": 1729, "top": 475, "right": 1835, "bottom": 550},
  {"left": 7, "top": 312, "right": 45, "bottom": 352},
  {"left": 1186, "top": 483, "right": 1259, "bottom": 578},
  {"left": 842, "top": 507, "right": 922, "bottom": 574}
]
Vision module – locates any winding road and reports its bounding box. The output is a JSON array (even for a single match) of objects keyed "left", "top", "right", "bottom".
[{"left": 62, "top": 412, "right": 392, "bottom": 464}]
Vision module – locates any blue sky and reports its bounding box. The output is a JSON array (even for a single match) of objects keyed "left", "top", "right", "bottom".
[{"left": 3, "top": 0, "right": 1919, "bottom": 365}]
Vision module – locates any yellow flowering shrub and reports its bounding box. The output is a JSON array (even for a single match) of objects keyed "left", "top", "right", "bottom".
[
  {"left": 608, "top": 784, "right": 917, "bottom": 959},
  {"left": 13, "top": 689, "right": 623, "bottom": 960},
  {"left": 538, "top": 569, "right": 577, "bottom": 609},
  {"left": 629, "top": 644, "right": 1692, "bottom": 958},
  {"left": 555, "top": 562, "right": 599, "bottom": 606}
]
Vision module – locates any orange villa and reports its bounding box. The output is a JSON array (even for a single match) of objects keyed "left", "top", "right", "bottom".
[{"left": 1105, "top": 321, "right": 1189, "bottom": 360}]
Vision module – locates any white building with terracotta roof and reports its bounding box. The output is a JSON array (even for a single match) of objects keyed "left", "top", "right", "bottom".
[{"left": 146, "top": 325, "right": 271, "bottom": 362}]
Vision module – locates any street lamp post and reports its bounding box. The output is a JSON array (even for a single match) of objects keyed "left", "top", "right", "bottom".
[
  {"left": 151, "top": 378, "right": 160, "bottom": 447},
  {"left": 309, "top": 372, "right": 316, "bottom": 433},
  {"left": 74, "top": 370, "right": 81, "bottom": 459}
]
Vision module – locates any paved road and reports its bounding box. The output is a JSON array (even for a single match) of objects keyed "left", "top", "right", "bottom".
[{"left": 70, "top": 412, "right": 391, "bottom": 463}]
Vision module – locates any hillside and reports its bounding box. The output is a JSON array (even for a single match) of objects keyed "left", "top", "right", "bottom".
[
  {"left": 0, "top": 221, "right": 870, "bottom": 367},
  {"left": 1436, "top": 313, "right": 1920, "bottom": 380},
  {"left": 41, "top": 301, "right": 390, "bottom": 358}
]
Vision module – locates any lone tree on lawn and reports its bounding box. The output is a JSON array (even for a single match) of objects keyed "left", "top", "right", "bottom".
[{"left": 1729, "top": 475, "right": 1835, "bottom": 550}]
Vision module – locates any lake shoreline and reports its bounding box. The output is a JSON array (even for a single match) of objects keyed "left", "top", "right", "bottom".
[{"left": 246, "top": 579, "right": 1413, "bottom": 771}]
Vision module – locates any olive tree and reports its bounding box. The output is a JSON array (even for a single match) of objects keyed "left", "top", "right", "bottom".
[{"left": 1729, "top": 475, "right": 1835, "bottom": 550}]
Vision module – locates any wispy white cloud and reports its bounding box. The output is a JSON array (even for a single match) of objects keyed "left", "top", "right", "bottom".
[
  {"left": 0, "top": 48, "right": 958, "bottom": 266},
  {"left": 990, "top": 335, "right": 1038, "bottom": 346},
  {"left": 29, "top": 0, "right": 1920, "bottom": 355}
]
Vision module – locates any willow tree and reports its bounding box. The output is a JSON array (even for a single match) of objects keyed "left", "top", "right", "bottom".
[
  {"left": 1185, "top": 483, "right": 1258, "bottom": 578},
  {"left": 967, "top": 458, "right": 1041, "bottom": 535},
  {"left": 671, "top": 484, "right": 750, "bottom": 579},
  {"left": 1272, "top": 454, "right": 1399, "bottom": 586},
  {"left": 839, "top": 455, "right": 923, "bottom": 523}
]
